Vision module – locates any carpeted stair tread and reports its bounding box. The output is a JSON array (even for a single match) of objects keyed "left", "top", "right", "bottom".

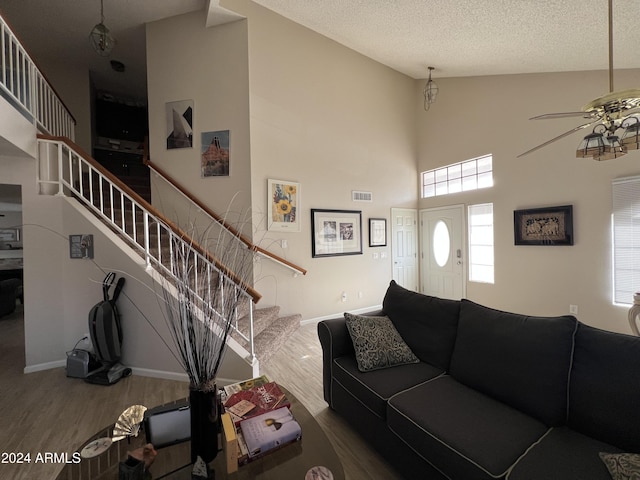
[
  {"left": 232, "top": 305, "right": 280, "bottom": 346},
  {"left": 253, "top": 314, "right": 302, "bottom": 365}
]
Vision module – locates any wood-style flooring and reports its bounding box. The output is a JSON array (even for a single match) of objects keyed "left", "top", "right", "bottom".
[{"left": 0, "top": 305, "right": 404, "bottom": 480}]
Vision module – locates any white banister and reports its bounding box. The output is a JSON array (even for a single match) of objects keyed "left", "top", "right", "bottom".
[
  {"left": 36, "top": 137, "right": 258, "bottom": 365},
  {"left": 0, "top": 14, "right": 75, "bottom": 139}
]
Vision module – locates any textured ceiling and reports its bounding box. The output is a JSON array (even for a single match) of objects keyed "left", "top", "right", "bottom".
[
  {"left": 254, "top": 0, "right": 640, "bottom": 79},
  {"left": 0, "top": 0, "right": 638, "bottom": 99}
]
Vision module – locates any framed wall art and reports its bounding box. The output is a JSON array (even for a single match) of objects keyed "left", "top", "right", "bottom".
[
  {"left": 268, "top": 179, "right": 300, "bottom": 232},
  {"left": 201, "top": 130, "right": 230, "bottom": 177},
  {"left": 311, "top": 209, "right": 362, "bottom": 258},
  {"left": 514, "top": 205, "right": 573, "bottom": 246},
  {"left": 166, "top": 99, "right": 193, "bottom": 149},
  {"left": 369, "top": 218, "right": 387, "bottom": 247}
]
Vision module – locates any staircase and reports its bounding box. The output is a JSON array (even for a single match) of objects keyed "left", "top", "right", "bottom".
[
  {"left": 36, "top": 135, "right": 302, "bottom": 368},
  {"left": 1, "top": 12, "right": 304, "bottom": 372}
]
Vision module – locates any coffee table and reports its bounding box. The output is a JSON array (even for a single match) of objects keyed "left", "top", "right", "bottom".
[{"left": 56, "top": 386, "right": 344, "bottom": 480}]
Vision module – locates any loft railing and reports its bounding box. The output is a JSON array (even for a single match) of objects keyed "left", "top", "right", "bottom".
[
  {"left": 36, "top": 135, "right": 260, "bottom": 364},
  {"left": 0, "top": 14, "right": 75, "bottom": 139},
  {"left": 145, "top": 159, "right": 307, "bottom": 277}
]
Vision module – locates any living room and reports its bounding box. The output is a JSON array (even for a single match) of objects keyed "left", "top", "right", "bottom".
[{"left": 1, "top": 0, "right": 639, "bottom": 478}]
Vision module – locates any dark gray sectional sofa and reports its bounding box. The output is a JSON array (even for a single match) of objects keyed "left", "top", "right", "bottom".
[{"left": 317, "top": 281, "right": 640, "bottom": 480}]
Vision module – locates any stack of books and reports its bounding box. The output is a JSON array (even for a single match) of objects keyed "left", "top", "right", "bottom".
[{"left": 221, "top": 376, "right": 302, "bottom": 470}]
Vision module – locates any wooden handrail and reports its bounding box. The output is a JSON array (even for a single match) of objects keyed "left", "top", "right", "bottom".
[
  {"left": 145, "top": 159, "right": 307, "bottom": 276},
  {"left": 37, "top": 134, "right": 261, "bottom": 303}
]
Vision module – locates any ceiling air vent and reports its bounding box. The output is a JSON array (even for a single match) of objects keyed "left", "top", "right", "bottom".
[{"left": 352, "top": 190, "right": 373, "bottom": 202}]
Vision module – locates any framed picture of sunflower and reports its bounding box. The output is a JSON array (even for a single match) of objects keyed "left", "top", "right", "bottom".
[{"left": 268, "top": 179, "right": 301, "bottom": 232}]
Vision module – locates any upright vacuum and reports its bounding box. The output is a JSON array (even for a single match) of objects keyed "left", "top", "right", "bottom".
[{"left": 85, "top": 272, "right": 132, "bottom": 385}]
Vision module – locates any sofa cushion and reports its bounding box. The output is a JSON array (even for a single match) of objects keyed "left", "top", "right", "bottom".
[
  {"left": 382, "top": 280, "right": 460, "bottom": 370},
  {"left": 333, "top": 355, "right": 443, "bottom": 419},
  {"left": 344, "top": 312, "right": 419, "bottom": 372},
  {"left": 449, "top": 299, "right": 577, "bottom": 426},
  {"left": 388, "top": 375, "right": 548, "bottom": 480},
  {"left": 506, "top": 427, "right": 622, "bottom": 480},
  {"left": 569, "top": 322, "right": 640, "bottom": 452},
  {"left": 599, "top": 452, "right": 640, "bottom": 480}
]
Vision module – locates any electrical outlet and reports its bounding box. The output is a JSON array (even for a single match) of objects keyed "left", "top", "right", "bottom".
[{"left": 569, "top": 305, "right": 578, "bottom": 315}]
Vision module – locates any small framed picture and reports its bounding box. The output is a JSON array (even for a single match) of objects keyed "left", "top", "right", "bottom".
[
  {"left": 311, "top": 209, "right": 362, "bottom": 258},
  {"left": 369, "top": 218, "right": 387, "bottom": 247},
  {"left": 268, "top": 179, "right": 300, "bottom": 232},
  {"left": 514, "top": 205, "right": 573, "bottom": 245}
]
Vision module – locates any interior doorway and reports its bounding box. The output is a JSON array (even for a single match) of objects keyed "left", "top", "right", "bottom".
[
  {"left": 391, "top": 208, "right": 418, "bottom": 291},
  {"left": 420, "top": 205, "right": 466, "bottom": 300}
]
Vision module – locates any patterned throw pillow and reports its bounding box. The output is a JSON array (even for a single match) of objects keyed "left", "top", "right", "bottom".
[
  {"left": 599, "top": 452, "right": 640, "bottom": 480},
  {"left": 344, "top": 312, "right": 420, "bottom": 372}
]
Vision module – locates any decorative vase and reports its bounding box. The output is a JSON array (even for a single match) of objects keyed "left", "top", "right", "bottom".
[
  {"left": 189, "top": 386, "right": 219, "bottom": 464},
  {"left": 628, "top": 292, "right": 640, "bottom": 336}
]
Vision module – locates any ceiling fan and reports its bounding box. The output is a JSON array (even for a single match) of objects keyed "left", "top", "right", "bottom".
[{"left": 518, "top": 0, "right": 640, "bottom": 160}]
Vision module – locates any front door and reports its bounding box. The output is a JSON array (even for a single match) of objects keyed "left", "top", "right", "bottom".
[{"left": 420, "top": 205, "right": 465, "bottom": 300}]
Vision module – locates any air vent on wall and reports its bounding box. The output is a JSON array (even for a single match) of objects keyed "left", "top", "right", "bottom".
[{"left": 352, "top": 190, "right": 373, "bottom": 202}]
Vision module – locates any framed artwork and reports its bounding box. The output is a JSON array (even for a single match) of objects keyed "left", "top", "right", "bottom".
[
  {"left": 311, "top": 209, "right": 362, "bottom": 258},
  {"left": 514, "top": 205, "right": 573, "bottom": 245},
  {"left": 201, "top": 130, "right": 230, "bottom": 177},
  {"left": 166, "top": 99, "right": 193, "bottom": 149},
  {"left": 268, "top": 179, "right": 300, "bottom": 232},
  {"left": 369, "top": 218, "right": 387, "bottom": 247}
]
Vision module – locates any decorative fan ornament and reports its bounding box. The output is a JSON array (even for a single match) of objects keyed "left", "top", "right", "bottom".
[
  {"left": 519, "top": 0, "right": 640, "bottom": 160},
  {"left": 112, "top": 404, "right": 147, "bottom": 442}
]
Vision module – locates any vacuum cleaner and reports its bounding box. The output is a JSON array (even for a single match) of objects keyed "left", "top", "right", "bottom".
[{"left": 84, "top": 272, "right": 132, "bottom": 385}]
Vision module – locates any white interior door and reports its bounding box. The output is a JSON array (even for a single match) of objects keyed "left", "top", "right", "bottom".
[
  {"left": 420, "top": 205, "right": 465, "bottom": 300},
  {"left": 391, "top": 208, "right": 418, "bottom": 291}
]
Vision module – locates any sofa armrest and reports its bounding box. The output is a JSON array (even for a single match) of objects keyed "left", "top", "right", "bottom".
[{"left": 317, "top": 310, "right": 383, "bottom": 405}]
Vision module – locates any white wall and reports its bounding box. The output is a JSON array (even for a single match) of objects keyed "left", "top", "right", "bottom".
[
  {"left": 146, "top": 13, "right": 253, "bottom": 236},
  {"left": 417, "top": 69, "right": 640, "bottom": 334},
  {"left": 216, "top": 1, "right": 418, "bottom": 319}
]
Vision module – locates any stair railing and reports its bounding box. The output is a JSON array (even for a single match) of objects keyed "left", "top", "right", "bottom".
[
  {"left": 0, "top": 14, "right": 75, "bottom": 139},
  {"left": 36, "top": 134, "right": 259, "bottom": 364},
  {"left": 145, "top": 159, "right": 307, "bottom": 277}
]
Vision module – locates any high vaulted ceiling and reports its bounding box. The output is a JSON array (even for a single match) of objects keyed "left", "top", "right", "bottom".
[{"left": 0, "top": 0, "right": 638, "bottom": 100}]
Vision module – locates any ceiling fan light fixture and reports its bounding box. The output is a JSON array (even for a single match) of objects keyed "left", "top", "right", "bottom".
[
  {"left": 576, "top": 131, "right": 607, "bottom": 158},
  {"left": 90, "top": 0, "right": 115, "bottom": 57},
  {"left": 621, "top": 117, "right": 640, "bottom": 151},
  {"left": 423, "top": 67, "right": 439, "bottom": 111}
]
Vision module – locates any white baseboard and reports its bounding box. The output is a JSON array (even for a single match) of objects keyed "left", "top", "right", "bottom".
[
  {"left": 300, "top": 304, "right": 382, "bottom": 325},
  {"left": 23, "top": 359, "right": 66, "bottom": 374},
  {"left": 129, "top": 367, "right": 189, "bottom": 382}
]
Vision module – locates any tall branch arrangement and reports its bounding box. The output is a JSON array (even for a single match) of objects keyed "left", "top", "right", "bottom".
[{"left": 160, "top": 221, "right": 255, "bottom": 391}]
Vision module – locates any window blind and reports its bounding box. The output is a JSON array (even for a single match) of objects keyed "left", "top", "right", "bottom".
[{"left": 612, "top": 176, "right": 640, "bottom": 305}]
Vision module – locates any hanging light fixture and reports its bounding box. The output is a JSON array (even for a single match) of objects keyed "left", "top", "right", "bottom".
[
  {"left": 423, "top": 67, "right": 439, "bottom": 111},
  {"left": 576, "top": 124, "right": 627, "bottom": 161},
  {"left": 89, "top": 0, "right": 115, "bottom": 57}
]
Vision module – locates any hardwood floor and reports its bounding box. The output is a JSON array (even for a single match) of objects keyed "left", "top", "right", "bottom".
[{"left": 0, "top": 305, "right": 404, "bottom": 480}]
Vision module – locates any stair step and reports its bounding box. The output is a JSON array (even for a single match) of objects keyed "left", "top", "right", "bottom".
[
  {"left": 232, "top": 306, "right": 280, "bottom": 345},
  {"left": 253, "top": 314, "right": 302, "bottom": 364}
]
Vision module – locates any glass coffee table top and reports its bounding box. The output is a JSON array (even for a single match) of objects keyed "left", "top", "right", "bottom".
[{"left": 58, "top": 386, "right": 344, "bottom": 480}]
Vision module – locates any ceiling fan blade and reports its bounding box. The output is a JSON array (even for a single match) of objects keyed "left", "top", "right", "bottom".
[
  {"left": 530, "top": 111, "right": 596, "bottom": 120},
  {"left": 517, "top": 121, "right": 598, "bottom": 158}
]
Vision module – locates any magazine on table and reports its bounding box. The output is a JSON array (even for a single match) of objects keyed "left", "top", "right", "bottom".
[
  {"left": 239, "top": 406, "right": 302, "bottom": 459},
  {"left": 224, "top": 381, "right": 290, "bottom": 425}
]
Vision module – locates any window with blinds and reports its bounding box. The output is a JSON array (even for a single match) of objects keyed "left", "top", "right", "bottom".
[{"left": 612, "top": 176, "right": 640, "bottom": 305}]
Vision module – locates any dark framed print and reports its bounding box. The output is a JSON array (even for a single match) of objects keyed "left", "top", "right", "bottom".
[
  {"left": 514, "top": 205, "right": 573, "bottom": 245},
  {"left": 369, "top": 218, "right": 387, "bottom": 247},
  {"left": 311, "top": 209, "right": 362, "bottom": 257}
]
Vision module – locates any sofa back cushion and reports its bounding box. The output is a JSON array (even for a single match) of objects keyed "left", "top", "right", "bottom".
[
  {"left": 569, "top": 323, "right": 640, "bottom": 451},
  {"left": 449, "top": 300, "right": 577, "bottom": 426},
  {"left": 382, "top": 281, "right": 460, "bottom": 370}
]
